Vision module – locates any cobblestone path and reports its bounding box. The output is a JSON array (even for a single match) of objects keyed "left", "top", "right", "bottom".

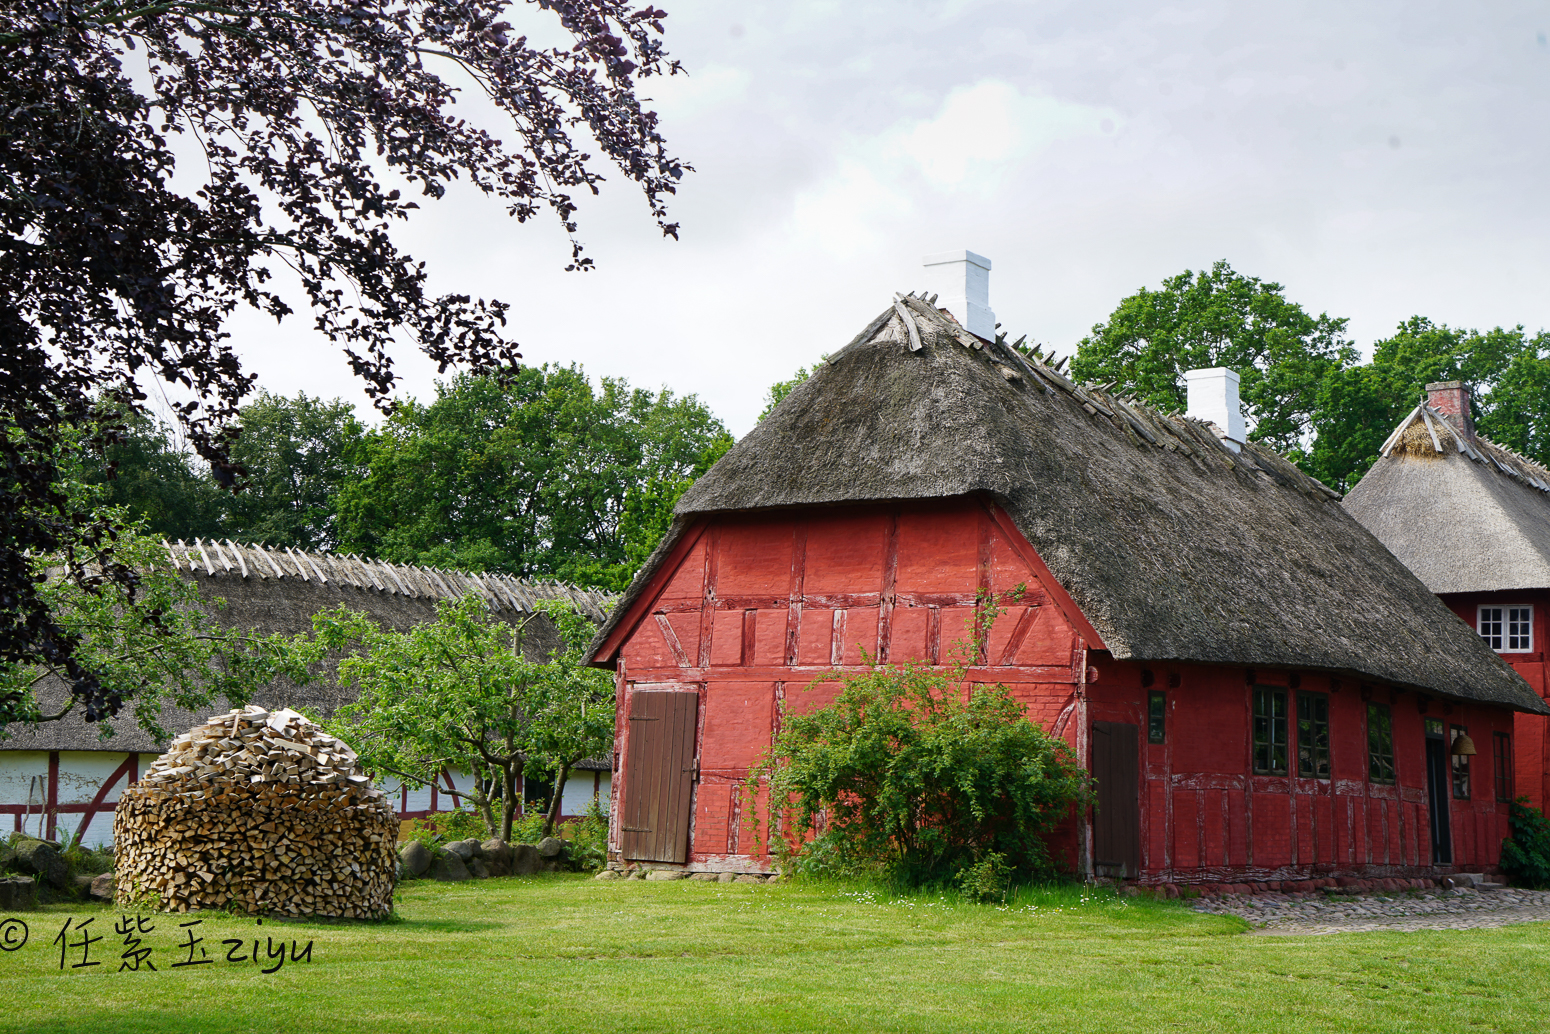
[{"left": 1191, "top": 887, "right": 1550, "bottom": 935}]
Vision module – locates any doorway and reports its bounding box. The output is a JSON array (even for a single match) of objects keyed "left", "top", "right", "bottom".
[
  {"left": 1424, "top": 718, "right": 1453, "bottom": 865},
  {"left": 1091, "top": 721, "right": 1141, "bottom": 879},
  {"left": 618, "top": 688, "right": 700, "bottom": 863}
]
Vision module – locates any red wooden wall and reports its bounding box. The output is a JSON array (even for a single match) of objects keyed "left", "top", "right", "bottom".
[
  {"left": 1087, "top": 663, "right": 1513, "bottom": 881},
  {"left": 601, "top": 497, "right": 1518, "bottom": 880},
  {"left": 1440, "top": 589, "right": 1550, "bottom": 814}
]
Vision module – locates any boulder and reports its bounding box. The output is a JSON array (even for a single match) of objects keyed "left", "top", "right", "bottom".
[
  {"left": 89, "top": 873, "right": 115, "bottom": 901},
  {"left": 689, "top": 872, "right": 719, "bottom": 881},
  {"left": 628, "top": 869, "right": 648, "bottom": 880},
  {"left": 481, "top": 839, "right": 513, "bottom": 876},
  {"left": 716, "top": 872, "right": 736, "bottom": 883},
  {"left": 398, "top": 840, "right": 433, "bottom": 878},
  {"left": 0, "top": 876, "right": 36, "bottom": 911},
  {"left": 733, "top": 874, "right": 763, "bottom": 884},
  {"left": 510, "top": 844, "right": 543, "bottom": 876},
  {"left": 431, "top": 852, "right": 471, "bottom": 882},
  {"left": 13, "top": 839, "right": 68, "bottom": 889},
  {"left": 536, "top": 836, "right": 565, "bottom": 859},
  {"left": 469, "top": 858, "right": 492, "bottom": 879},
  {"left": 645, "top": 870, "right": 687, "bottom": 880},
  {"left": 445, "top": 839, "right": 481, "bottom": 862},
  {"left": 594, "top": 869, "right": 622, "bottom": 880}
]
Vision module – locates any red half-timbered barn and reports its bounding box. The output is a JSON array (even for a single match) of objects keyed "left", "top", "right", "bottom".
[{"left": 587, "top": 290, "right": 1547, "bottom": 887}]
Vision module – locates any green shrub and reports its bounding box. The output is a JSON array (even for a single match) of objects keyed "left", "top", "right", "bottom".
[
  {"left": 508, "top": 810, "right": 549, "bottom": 845},
  {"left": 403, "top": 809, "right": 486, "bottom": 848},
  {"left": 1501, "top": 797, "right": 1550, "bottom": 888},
  {"left": 561, "top": 798, "right": 609, "bottom": 870},
  {"left": 749, "top": 600, "right": 1092, "bottom": 889},
  {"left": 62, "top": 842, "right": 114, "bottom": 878},
  {"left": 955, "top": 852, "right": 1012, "bottom": 903}
]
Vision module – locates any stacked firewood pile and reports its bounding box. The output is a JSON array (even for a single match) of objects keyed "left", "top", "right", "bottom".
[{"left": 114, "top": 706, "right": 397, "bottom": 918}]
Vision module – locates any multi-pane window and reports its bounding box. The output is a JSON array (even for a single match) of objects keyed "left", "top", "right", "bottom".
[
  {"left": 1252, "top": 688, "right": 1288, "bottom": 775},
  {"left": 1494, "top": 732, "right": 1515, "bottom": 802},
  {"left": 1296, "top": 692, "right": 1331, "bottom": 779},
  {"left": 1479, "top": 606, "right": 1533, "bottom": 652},
  {"left": 1450, "top": 725, "right": 1471, "bottom": 799},
  {"left": 1367, "top": 703, "right": 1396, "bottom": 784},
  {"left": 1148, "top": 691, "right": 1166, "bottom": 744}
]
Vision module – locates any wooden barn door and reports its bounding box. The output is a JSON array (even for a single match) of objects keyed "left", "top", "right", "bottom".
[
  {"left": 1091, "top": 722, "right": 1141, "bottom": 879},
  {"left": 619, "top": 689, "right": 700, "bottom": 863}
]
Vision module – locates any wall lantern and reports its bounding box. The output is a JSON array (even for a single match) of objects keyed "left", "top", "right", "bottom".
[{"left": 1451, "top": 733, "right": 1478, "bottom": 757}]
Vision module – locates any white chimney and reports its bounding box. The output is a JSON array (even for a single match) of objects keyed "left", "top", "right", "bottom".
[
  {"left": 922, "top": 250, "right": 995, "bottom": 340},
  {"left": 1184, "top": 367, "right": 1245, "bottom": 451}
]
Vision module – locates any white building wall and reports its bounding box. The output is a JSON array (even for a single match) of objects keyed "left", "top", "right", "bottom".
[
  {"left": 0, "top": 751, "right": 49, "bottom": 807},
  {"left": 56, "top": 751, "right": 132, "bottom": 804},
  {"left": 560, "top": 771, "right": 611, "bottom": 816},
  {"left": 76, "top": 810, "right": 118, "bottom": 849},
  {"left": 0, "top": 751, "right": 51, "bottom": 837}
]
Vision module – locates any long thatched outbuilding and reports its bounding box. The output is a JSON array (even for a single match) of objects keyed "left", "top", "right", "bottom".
[
  {"left": 587, "top": 256, "right": 1545, "bottom": 886},
  {"left": 0, "top": 542, "right": 616, "bottom": 846}
]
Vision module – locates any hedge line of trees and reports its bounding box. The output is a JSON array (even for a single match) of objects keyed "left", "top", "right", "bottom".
[
  {"left": 91, "top": 366, "right": 731, "bottom": 593},
  {"left": 1069, "top": 261, "right": 1550, "bottom": 491}
]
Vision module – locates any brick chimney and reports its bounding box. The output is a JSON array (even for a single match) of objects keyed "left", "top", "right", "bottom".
[{"left": 1425, "top": 380, "right": 1475, "bottom": 438}]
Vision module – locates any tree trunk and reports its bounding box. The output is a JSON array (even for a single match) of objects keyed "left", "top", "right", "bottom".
[
  {"left": 541, "top": 762, "right": 571, "bottom": 838},
  {"left": 501, "top": 762, "right": 519, "bottom": 842},
  {"left": 472, "top": 791, "right": 497, "bottom": 838}
]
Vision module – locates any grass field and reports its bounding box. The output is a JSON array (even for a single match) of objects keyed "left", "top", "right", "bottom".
[{"left": 1, "top": 874, "right": 1548, "bottom": 1033}]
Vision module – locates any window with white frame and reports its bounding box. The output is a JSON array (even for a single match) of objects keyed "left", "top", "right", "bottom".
[{"left": 1479, "top": 605, "right": 1533, "bottom": 652}]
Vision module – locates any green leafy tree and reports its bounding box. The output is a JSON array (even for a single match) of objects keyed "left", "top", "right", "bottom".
[
  {"left": 222, "top": 392, "right": 362, "bottom": 550},
  {"left": 85, "top": 408, "right": 225, "bottom": 542},
  {"left": 750, "top": 602, "right": 1091, "bottom": 887},
  {"left": 314, "top": 595, "right": 610, "bottom": 841},
  {"left": 335, "top": 366, "right": 731, "bottom": 590},
  {"left": 518, "top": 602, "right": 616, "bottom": 837},
  {"left": 1071, "top": 261, "right": 1356, "bottom": 452},
  {"left": 85, "top": 392, "right": 361, "bottom": 548}
]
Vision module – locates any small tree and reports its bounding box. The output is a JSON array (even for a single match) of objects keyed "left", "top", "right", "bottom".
[
  {"left": 521, "top": 602, "right": 615, "bottom": 838},
  {"left": 750, "top": 602, "right": 1091, "bottom": 888},
  {"left": 314, "top": 594, "right": 609, "bottom": 841}
]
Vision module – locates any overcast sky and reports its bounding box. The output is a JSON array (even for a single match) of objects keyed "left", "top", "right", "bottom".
[{"left": 221, "top": 1, "right": 1550, "bottom": 437}]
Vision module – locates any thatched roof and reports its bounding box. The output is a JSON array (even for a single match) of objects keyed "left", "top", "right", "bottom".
[
  {"left": 1344, "top": 404, "right": 1550, "bottom": 594},
  {"left": 9, "top": 545, "right": 617, "bottom": 754},
  {"left": 159, "top": 540, "right": 615, "bottom": 622},
  {"left": 590, "top": 294, "right": 1545, "bottom": 715}
]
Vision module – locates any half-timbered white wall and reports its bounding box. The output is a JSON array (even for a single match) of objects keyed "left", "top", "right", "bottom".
[
  {"left": 1, "top": 750, "right": 160, "bottom": 846},
  {"left": 1, "top": 751, "right": 610, "bottom": 846}
]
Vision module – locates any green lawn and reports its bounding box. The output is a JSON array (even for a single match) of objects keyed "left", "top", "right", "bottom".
[{"left": 1, "top": 875, "right": 1547, "bottom": 1033}]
